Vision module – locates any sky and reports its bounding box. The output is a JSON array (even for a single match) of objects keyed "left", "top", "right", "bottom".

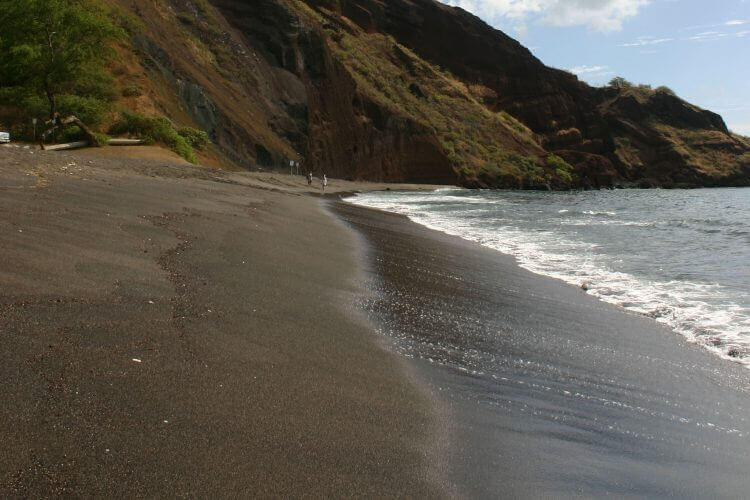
[{"left": 439, "top": 0, "right": 750, "bottom": 135}]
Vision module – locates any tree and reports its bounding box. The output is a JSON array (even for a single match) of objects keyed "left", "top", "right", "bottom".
[
  {"left": 0, "top": 0, "right": 120, "bottom": 120},
  {"left": 655, "top": 85, "right": 676, "bottom": 96},
  {"left": 608, "top": 76, "right": 633, "bottom": 89}
]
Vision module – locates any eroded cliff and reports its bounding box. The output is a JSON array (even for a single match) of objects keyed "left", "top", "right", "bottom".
[{"left": 110, "top": 0, "right": 750, "bottom": 188}]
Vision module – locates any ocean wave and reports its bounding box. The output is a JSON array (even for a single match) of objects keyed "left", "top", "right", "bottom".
[
  {"left": 582, "top": 210, "right": 617, "bottom": 216},
  {"left": 346, "top": 189, "right": 750, "bottom": 367}
]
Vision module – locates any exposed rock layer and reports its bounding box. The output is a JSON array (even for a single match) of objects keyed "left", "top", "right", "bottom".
[{"left": 117, "top": 0, "right": 750, "bottom": 188}]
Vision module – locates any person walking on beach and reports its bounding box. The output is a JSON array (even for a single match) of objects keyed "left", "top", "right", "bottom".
[
  {"left": 321, "top": 174, "right": 328, "bottom": 194},
  {"left": 307, "top": 171, "right": 312, "bottom": 186}
]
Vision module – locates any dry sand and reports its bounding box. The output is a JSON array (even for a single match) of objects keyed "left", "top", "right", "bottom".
[{"left": 0, "top": 145, "right": 445, "bottom": 496}]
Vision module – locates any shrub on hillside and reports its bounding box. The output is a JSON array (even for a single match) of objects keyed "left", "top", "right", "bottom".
[
  {"left": 109, "top": 111, "right": 196, "bottom": 163},
  {"left": 176, "top": 12, "right": 195, "bottom": 25},
  {"left": 177, "top": 127, "right": 210, "bottom": 150},
  {"left": 655, "top": 86, "right": 676, "bottom": 96},
  {"left": 58, "top": 125, "right": 109, "bottom": 146},
  {"left": 547, "top": 154, "right": 575, "bottom": 184},
  {"left": 122, "top": 85, "right": 143, "bottom": 97},
  {"left": 57, "top": 95, "right": 109, "bottom": 126},
  {"left": 608, "top": 77, "right": 633, "bottom": 89}
]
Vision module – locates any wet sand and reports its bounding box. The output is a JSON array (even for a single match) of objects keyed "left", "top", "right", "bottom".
[
  {"left": 334, "top": 201, "right": 750, "bottom": 498},
  {"left": 0, "top": 146, "right": 442, "bottom": 496}
]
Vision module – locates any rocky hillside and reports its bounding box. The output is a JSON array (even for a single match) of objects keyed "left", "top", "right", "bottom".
[{"left": 107, "top": 0, "right": 750, "bottom": 188}]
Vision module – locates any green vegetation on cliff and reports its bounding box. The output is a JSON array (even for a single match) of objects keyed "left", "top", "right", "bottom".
[
  {"left": 0, "top": 0, "right": 120, "bottom": 137},
  {"left": 291, "top": 0, "right": 578, "bottom": 188},
  {"left": 2, "top": 0, "right": 747, "bottom": 187},
  {"left": 0, "top": 0, "right": 212, "bottom": 163}
]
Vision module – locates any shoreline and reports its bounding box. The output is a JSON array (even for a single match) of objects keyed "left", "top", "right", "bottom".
[
  {"left": 3, "top": 144, "right": 750, "bottom": 496},
  {"left": 343, "top": 188, "right": 750, "bottom": 369},
  {"left": 320, "top": 199, "right": 459, "bottom": 496},
  {"left": 333, "top": 199, "right": 750, "bottom": 496}
]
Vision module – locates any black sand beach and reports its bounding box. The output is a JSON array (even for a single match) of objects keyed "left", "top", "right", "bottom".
[
  {"left": 0, "top": 146, "right": 441, "bottom": 496},
  {"left": 334, "top": 201, "right": 750, "bottom": 498},
  {"left": 2, "top": 145, "right": 750, "bottom": 497}
]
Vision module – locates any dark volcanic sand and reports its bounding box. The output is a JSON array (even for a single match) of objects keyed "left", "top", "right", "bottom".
[
  {"left": 5, "top": 143, "right": 750, "bottom": 497},
  {"left": 0, "top": 147, "right": 440, "bottom": 496},
  {"left": 334, "top": 201, "right": 750, "bottom": 498}
]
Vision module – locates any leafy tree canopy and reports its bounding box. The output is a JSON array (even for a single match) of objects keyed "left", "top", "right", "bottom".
[
  {"left": 608, "top": 76, "right": 633, "bottom": 89},
  {"left": 0, "top": 0, "right": 121, "bottom": 121}
]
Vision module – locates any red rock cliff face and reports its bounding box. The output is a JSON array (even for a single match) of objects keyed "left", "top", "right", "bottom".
[
  {"left": 210, "top": 0, "right": 456, "bottom": 183},
  {"left": 126, "top": 0, "right": 749, "bottom": 187},
  {"left": 303, "top": 0, "right": 750, "bottom": 187},
  {"left": 309, "top": 0, "right": 608, "bottom": 136}
]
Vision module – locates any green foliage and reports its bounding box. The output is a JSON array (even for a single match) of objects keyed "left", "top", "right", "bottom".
[
  {"left": 172, "top": 138, "right": 196, "bottom": 164},
  {"left": 109, "top": 4, "right": 144, "bottom": 35},
  {"left": 92, "top": 132, "right": 110, "bottom": 147},
  {"left": 192, "top": 0, "right": 211, "bottom": 15},
  {"left": 655, "top": 85, "right": 676, "bottom": 96},
  {"left": 499, "top": 111, "right": 532, "bottom": 137},
  {"left": 177, "top": 12, "right": 195, "bottom": 25},
  {"left": 0, "top": 87, "right": 47, "bottom": 117},
  {"left": 122, "top": 84, "right": 143, "bottom": 97},
  {"left": 609, "top": 78, "right": 677, "bottom": 99},
  {"left": 58, "top": 125, "right": 107, "bottom": 146},
  {"left": 72, "top": 70, "right": 117, "bottom": 102},
  {"left": 0, "top": 0, "right": 121, "bottom": 135},
  {"left": 514, "top": 154, "right": 547, "bottom": 185},
  {"left": 608, "top": 76, "right": 633, "bottom": 89},
  {"left": 3, "top": 91, "right": 109, "bottom": 141},
  {"left": 56, "top": 94, "right": 108, "bottom": 126},
  {"left": 547, "top": 154, "right": 575, "bottom": 184},
  {"left": 177, "top": 127, "right": 211, "bottom": 150},
  {"left": 546, "top": 153, "right": 572, "bottom": 170},
  {"left": 59, "top": 125, "right": 84, "bottom": 143},
  {"left": 109, "top": 111, "right": 167, "bottom": 142},
  {"left": 109, "top": 111, "right": 197, "bottom": 163},
  {"left": 0, "top": 87, "right": 48, "bottom": 140},
  {"left": 322, "top": 29, "right": 547, "bottom": 185}
]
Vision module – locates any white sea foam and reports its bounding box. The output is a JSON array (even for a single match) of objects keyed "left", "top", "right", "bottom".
[{"left": 347, "top": 189, "right": 750, "bottom": 367}]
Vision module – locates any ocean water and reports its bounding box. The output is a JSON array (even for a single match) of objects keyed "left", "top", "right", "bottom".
[{"left": 346, "top": 187, "right": 750, "bottom": 366}]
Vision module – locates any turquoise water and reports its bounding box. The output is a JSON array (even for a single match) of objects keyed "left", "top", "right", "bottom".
[{"left": 347, "top": 188, "right": 750, "bottom": 366}]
